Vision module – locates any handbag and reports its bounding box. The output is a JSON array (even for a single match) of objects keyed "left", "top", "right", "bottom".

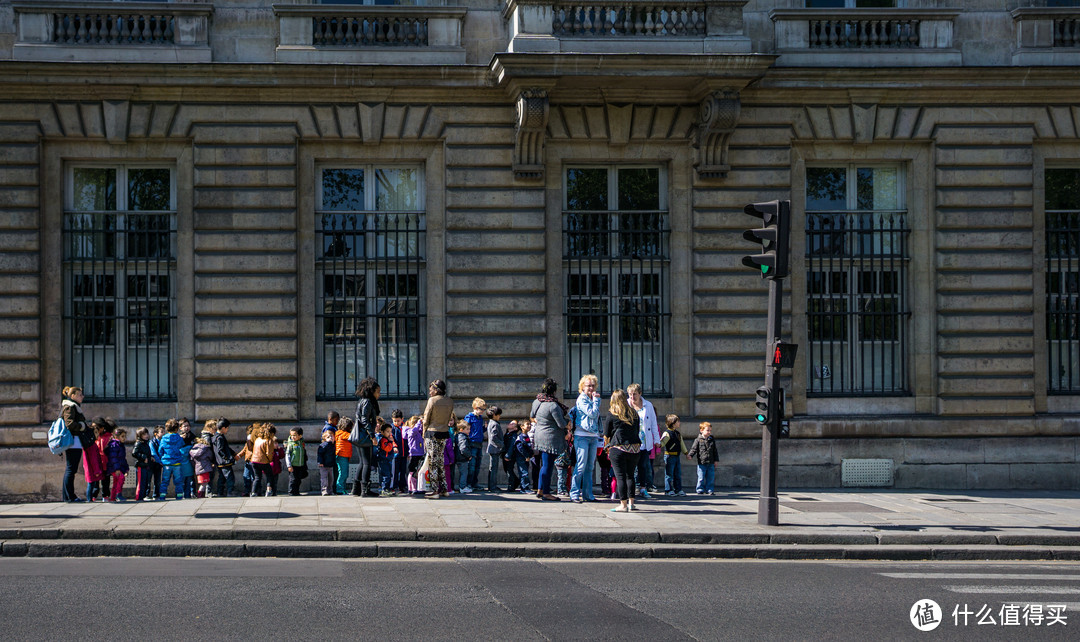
[{"left": 349, "top": 421, "right": 363, "bottom": 446}]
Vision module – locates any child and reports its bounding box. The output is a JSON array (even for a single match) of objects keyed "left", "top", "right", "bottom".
[
  {"left": 525, "top": 419, "right": 541, "bottom": 493},
  {"left": 502, "top": 420, "right": 520, "bottom": 492},
  {"left": 376, "top": 423, "right": 398, "bottom": 496},
  {"left": 660, "top": 414, "right": 687, "bottom": 496},
  {"left": 323, "top": 411, "right": 340, "bottom": 436},
  {"left": 212, "top": 418, "right": 237, "bottom": 497},
  {"left": 236, "top": 424, "right": 257, "bottom": 496},
  {"left": 149, "top": 425, "right": 165, "bottom": 499},
  {"left": 104, "top": 427, "right": 129, "bottom": 502},
  {"left": 95, "top": 418, "right": 114, "bottom": 500},
  {"left": 334, "top": 417, "right": 354, "bottom": 496},
  {"left": 317, "top": 429, "right": 336, "bottom": 495},
  {"left": 268, "top": 425, "right": 285, "bottom": 497},
  {"left": 597, "top": 445, "right": 613, "bottom": 500},
  {"left": 485, "top": 406, "right": 503, "bottom": 493},
  {"left": 687, "top": 421, "right": 719, "bottom": 495},
  {"left": 157, "top": 421, "right": 189, "bottom": 500},
  {"left": 514, "top": 421, "right": 534, "bottom": 493},
  {"left": 453, "top": 419, "right": 472, "bottom": 494},
  {"left": 178, "top": 419, "right": 196, "bottom": 498},
  {"left": 554, "top": 439, "right": 574, "bottom": 497},
  {"left": 463, "top": 397, "right": 486, "bottom": 492},
  {"left": 189, "top": 437, "right": 215, "bottom": 498},
  {"left": 199, "top": 419, "right": 218, "bottom": 493},
  {"left": 83, "top": 418, "right": 106, "bottom": 502},
  {"left": 131, "top": 427, "right": 154, "bottom": 501},
  {"left": 285, "top": 428, "right": 308, "bottom": 496},
  {"left": 404, "top": 416, "right": 425, "bottom": 494},
  {"left": 391, "top": 410, "right": 407, "bottom": 493}
]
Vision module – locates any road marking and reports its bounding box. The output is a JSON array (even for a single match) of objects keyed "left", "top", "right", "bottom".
[
  {"left": 944, "top": 585, "right": 1080, "bottom": 595},
  {"left": 882, "top": 573, "right": 1080, "bottom": 581}
]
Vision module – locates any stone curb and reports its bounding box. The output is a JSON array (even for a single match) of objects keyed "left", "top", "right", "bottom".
[
  {"left": 3, "top": 527, "right": 1080, "bottom": 548},
  {"left": 2, "top": 539, "right": 1079, "bottom": 561}
]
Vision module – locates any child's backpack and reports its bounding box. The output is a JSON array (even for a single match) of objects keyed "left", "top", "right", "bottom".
[{"left": 47, "top": 416, "right": 73, "bottom": 455}]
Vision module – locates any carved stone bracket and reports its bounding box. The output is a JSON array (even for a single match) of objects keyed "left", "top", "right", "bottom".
[
  {"left": 694, "top": 90, "right": 741, "bottom": 180},
  {"left": 514, "top": 88, "right": 549, "bottom": 181}
]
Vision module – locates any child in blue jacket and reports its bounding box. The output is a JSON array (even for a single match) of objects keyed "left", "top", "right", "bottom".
[{"left": 157, "top": 421, "right": 190, "bottom": 500}]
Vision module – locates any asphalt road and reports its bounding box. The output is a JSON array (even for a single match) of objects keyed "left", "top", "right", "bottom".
[{"left": 0, "top": 558, "right": 1076, "bottom": 640}]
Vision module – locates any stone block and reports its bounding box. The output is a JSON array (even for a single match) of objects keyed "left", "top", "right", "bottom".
[
  {"left": 446, "top": 251, "right": 544, "bottom": 273},
  {"left": 194, "top": 316, "right": 297, "bottom": 339},
  {"left": 1009, "top": 463, "right": 1078, "bottom": 490},
  {"left": 197, "top": 380, "right": 299, "bottom": 404},
  {"left": 936, "top": 145, "right": 1031, "bottom": 166},
  {"left": 777, "top": 440, "right": 834, "bottom": 466},
  {"left": 445, "top": 273, "right": 546, "bottom": 294},
  {"left": 446, "top": 230, "right": 544, "bottom": 251},
  {"left": 937, "top": 377, "right": 1033, "bottom": 396},
  {"left": 966, "top": 463, "right": 1011, "bottom": 489},
  {"left": 445, "top": 357, "right": 546, "bottom": 378},
  {"left": 194, "top": 231, "right": 296, "bottom": 253},
  {"left": 445, "top": 167, "right": 516, "bottom": 189},
  {"left": 195, "top": 294, "right": 297, "bottom": 316},
  {"left": 194, "top": 338, "right": 298, "bottom": 359},
  {"left": 195, "top": 211, "right": 300, "bottom": 232},
  {"left": 194, "top": 402, "right": 297, "bottom": 422},
  {"left": 445, "top": 335, "right": 545, "bottom": 357},
  {"left": 778, "top": 464, "right": 839, "bottom": 488},
  {"left": 194, "top": 167, "right": 296, "bottom": 189},
  {"left": 903, "top": 438, "right": 984, "bottom": 464},
  {"left": 196, "top": 359, "right": 297, "bottom": 381},
  {"left": 194, "top": 187, "right": 296, "bottom": 210},
  {"left": 0, "top": 361, "right": 38, "bottom": 382},
  {"left": 194, "top": 274, "right": 296, "bottom": 296},
  {"left": 894, "top": 464, "right": 967, "bottom": 489},
  {"left": 936, "top": 355, "right": 1033, "bottom": 377},
  {"left": 445, "top": 314, "right": 544, "bottom": 336},
  {"left": 0, "top": 187, "right": 37, "bottom": 208},
  {"left": 446, "top": 188, "right": 543, "bottom": 209},
  {"left": 445, "top": 294, "right": 546, "bottom": 314},
  {"left": 0, "top": 382, "right": 39, "bottom": 403},
  {"left": 983, "top": 437, "right": 1078, "bottom": 464},
  {"left": 195, "top": 253, "right": 297, "bottom": 273},
  {"left": 935, "top": 167, "right": 1031, "bottom": 188},
  {"left": 194, "top": 144, "right": 296, "bottom": 167}
]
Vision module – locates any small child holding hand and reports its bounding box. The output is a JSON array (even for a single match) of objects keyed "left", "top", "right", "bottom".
[{"left": 687, "top": 421, "right": 719, "bottom": 495}]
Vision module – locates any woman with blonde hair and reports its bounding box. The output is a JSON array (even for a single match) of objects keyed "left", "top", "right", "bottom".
[
  {"left": 570, "top": 374, "right": 602, "bottom": 503},
  {"left": 603, "top": 389, "right": 642, "bottom": 512},
  {"left": 59, "top": 386, "right": 88, "bottom": 502}
]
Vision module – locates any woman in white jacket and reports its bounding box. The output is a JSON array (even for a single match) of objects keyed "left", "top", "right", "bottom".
[{"left": 627, "top": 383, "right": 660, "bottom": 498}]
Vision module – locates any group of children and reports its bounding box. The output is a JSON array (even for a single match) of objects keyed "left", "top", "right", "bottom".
[{"left": 73, "top": 397, "right": 723, "bottom": 502}]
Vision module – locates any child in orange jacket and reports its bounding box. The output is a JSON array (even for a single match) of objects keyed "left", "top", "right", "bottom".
[{"left": 334, "top": 417, "right": 354, "bottom": 495}]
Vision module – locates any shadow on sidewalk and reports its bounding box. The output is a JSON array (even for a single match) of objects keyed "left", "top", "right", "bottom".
[{"left": 194, "top": 512, "right": 300, "bottom": 520}]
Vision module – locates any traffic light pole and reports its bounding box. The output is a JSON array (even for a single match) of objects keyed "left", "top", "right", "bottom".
[{"left": 758, "top": 277, "right": 782, "bottom": 526}]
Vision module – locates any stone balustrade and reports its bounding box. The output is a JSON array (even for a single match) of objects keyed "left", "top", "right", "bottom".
[
  {"left": 1012, "top": 8, "right": 1080, "bottom": 65},
  {"left": 770, "top": 8, "right": 960, "bottom": 67},
  {"left": 13, "top": 1, "right": 212, "bottom": 62},
  {"left": 505, "top": 0, "right": 749, "bottom": 53},
  {"left": 550, "top": 4, "right": 707, "bottom": 37},
  {"left": 274, "top": 4, "right": 466, "bottom": 63}
]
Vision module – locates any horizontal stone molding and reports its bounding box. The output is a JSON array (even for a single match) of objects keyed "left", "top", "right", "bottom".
[
  {"left": 12, "top": 1, "right": 212, "bottom": 63},
  {"left": 505, "top": 0, "right": 750, "bottom": 54},
  {"left": 769, "top": 8, "right": 960, "bottom": 67},
  {"left": 273, "top": 4, "right": 466, "bottom": 64}
]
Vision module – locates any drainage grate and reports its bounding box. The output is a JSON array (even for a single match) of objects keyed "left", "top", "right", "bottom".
[{"left": 841, "top": 458, "right": 893, "bottom": 487}]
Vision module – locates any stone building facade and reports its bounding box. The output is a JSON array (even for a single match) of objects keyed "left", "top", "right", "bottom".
[{"left": 1, "top": 0, "right": 1079, "bottom": 497}]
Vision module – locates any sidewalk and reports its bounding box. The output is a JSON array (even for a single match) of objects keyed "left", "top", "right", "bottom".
[{"left": 2, "top": 489, "right": 1079, "bottom": 560}]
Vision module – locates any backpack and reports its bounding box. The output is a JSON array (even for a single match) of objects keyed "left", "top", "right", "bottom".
[{"left": 47, "top": 416, "right": 74, "bottom": 455}]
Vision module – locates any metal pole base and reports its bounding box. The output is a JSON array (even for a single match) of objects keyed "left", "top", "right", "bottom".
[{"left": 758, "top": 495, "right": 778, "bottom": 526}]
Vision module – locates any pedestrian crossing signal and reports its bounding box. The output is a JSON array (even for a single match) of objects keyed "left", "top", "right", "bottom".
[{"left": 773, "top": 342, "right": 798, "bottom": 369}]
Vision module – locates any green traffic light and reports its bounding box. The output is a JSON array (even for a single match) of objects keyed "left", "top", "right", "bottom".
[
  {"left": 756, "top": 414, "right": 765, "bottom": 422},
  {"left": 761, "top": 265, "right": 769, "bottom": 274}
]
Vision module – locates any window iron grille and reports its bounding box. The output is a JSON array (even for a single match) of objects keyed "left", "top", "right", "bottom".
[
  {"left": 806, "top": 209, "right": 910, "bottom": 396},
  {"left": 1047, "top": 207, "right": 1080, "bottom": 393},
  {"left": 316, "top": 210, "right": 426, "bottom": 400},
  {"left": 564, "top": 209, "right": 671, "bottom": 396}
]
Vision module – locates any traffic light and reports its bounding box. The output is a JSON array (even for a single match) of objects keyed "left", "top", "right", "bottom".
[
  {"left": 754, "top": 386, "right": 771, "bottom": 424},
  {"left": 741, "top": 199, "right": 790, "bottom": 280}
]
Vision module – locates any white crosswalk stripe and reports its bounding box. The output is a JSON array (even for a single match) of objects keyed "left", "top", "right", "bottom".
[
  {"left": 944, "top": 585, "right": 1080, "bottom": 595},
  {"left": 881, "top": 573, "right": 1080, "bottom": 581}
]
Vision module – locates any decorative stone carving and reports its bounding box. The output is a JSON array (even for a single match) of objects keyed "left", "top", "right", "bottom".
[
  {"left": 694, "top": 90, "right": 740, "bottom": 180},
  {"left": 514, "top": 88, "right": 549, "bottom": 181}
]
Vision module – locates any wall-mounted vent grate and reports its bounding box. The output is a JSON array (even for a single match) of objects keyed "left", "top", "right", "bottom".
[{"left": 841, "top": 458, "right": 893, "bottom": 487}]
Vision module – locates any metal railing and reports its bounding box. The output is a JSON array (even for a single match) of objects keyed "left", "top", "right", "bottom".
[
  {"left": 1047, "top": 209, "right": 1080, "bottom": 392},
  {"left": 806, "top": 210, "right": 910, "bottom": 396},
  {"left": 563, "top": 210, "right": 671, "bottom": 396},
  {"left": 315, "top": 211, "right": 426, "bottom": 400},
  {"left": 62, "top": 211, "right": 176, "bottom": 401},
  {"left": 53, "top": 12, "right": 175, "bottom": 45}
]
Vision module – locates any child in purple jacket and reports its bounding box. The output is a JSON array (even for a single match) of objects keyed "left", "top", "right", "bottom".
[
  {"left": 443, "top": 429, "right": 456, "bottom": 494},
  {"left": 104, "top": 428, "right": 129, "bottom": 502},
  {"left": 404, "top": 416, "right": 425, "bottom": 494}
]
